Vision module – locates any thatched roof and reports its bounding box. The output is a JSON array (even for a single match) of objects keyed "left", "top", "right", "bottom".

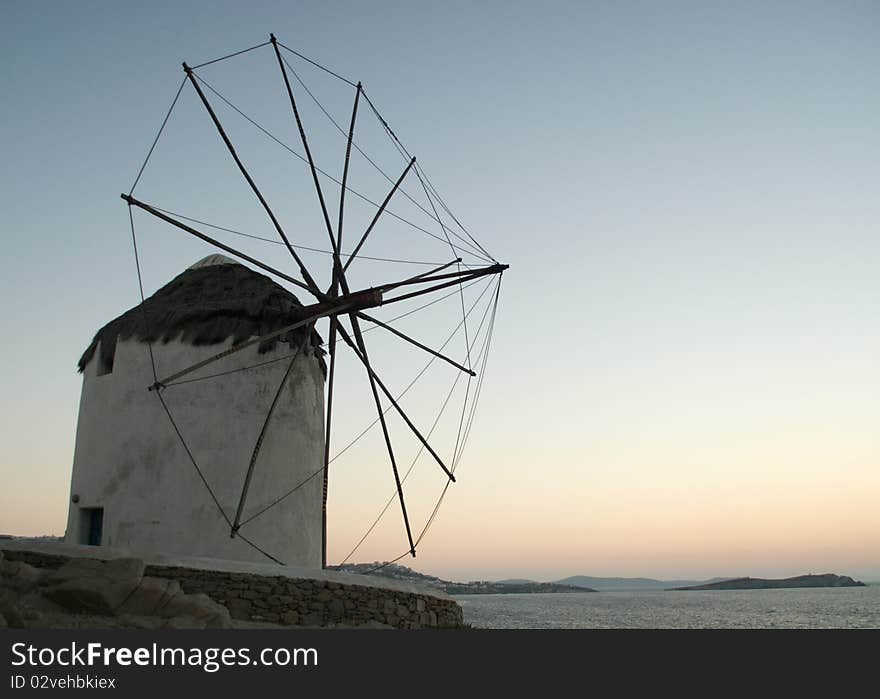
[{"left": 78, "top": 256, "right": 324, "bottom": 374}]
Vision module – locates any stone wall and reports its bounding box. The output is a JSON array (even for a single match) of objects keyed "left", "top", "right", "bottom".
[{"left": 1, "top": 548, "right": 463, "bottom": 630}]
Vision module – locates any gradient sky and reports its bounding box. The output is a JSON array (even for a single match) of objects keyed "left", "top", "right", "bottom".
[{"left": 1, "top": 1, "right": 878, "bottom": 582}]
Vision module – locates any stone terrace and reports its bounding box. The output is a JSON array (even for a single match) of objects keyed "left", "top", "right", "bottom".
[{"left": 1, "top": 541, "right": 463, "bottom": 629}]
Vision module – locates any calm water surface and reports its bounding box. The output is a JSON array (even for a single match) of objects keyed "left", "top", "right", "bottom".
[{"left": 455, "top": 586, "right": 880, "bottom": 628}]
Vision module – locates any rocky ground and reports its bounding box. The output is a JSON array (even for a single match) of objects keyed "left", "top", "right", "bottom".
[
  {"left": 0, "top": 549, "right": 253, "bottom": 629},
  {"left": 0, "top": 550, "right": 398, "bottom": 629}
]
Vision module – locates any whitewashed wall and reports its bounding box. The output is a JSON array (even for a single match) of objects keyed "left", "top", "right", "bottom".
[{"left": 65, "top": 334, "right": 324, "bottom": 568}]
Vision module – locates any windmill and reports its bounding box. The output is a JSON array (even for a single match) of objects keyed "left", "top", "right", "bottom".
[{"left": 118, "top": 34, "right": 507, "bottom": 569}]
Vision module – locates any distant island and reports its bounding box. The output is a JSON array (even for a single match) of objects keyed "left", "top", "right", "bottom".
[
  {"left": 331, "top": 563, "right": 595, "bottom": 594},
  {"left": 334, "top": 563, "right": 870, "bottom": 594},
  {"left": 557, "top": 575, "right": 732, "bottom": 591},
  {"left": 669, "top": 574, "right": 866, "bottom": 591},
  {"left": 444, "top": 581, "right": 593, "bottom": 595}
]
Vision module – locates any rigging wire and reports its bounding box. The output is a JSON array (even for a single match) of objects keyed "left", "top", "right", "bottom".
[
  {"left": 237, "top": 275, "right": 496, "bottom": 529},
  {"left": 122, "top": 39, "right": 505, "bottom": 566},
  {"left": 353, "top": 278, "right": 501, "bottom": 570},
  {"left": 339, "top": 275, "right": 500, "bottom": 565},
  {"left": 327, "top": 275, "right": 496, "bottom": 465},
  {"left": 419, "top": 277, "right": 502, "bottom": 547},
  {"left": 149, "top": 204, "right": 447, "bottom": 266},
  {"left": 416, "top": 160, "right": 497, "bottom": 263},
  {"left": 280, "top": 56, "right": 413, "bottom": 202},
  {"left": 339, "top": 367, "right": 466, "bottom": 566},
  {"left": 362, "top": 552, "right": 410, "bottom": 575},
  {"left": 163, "top": 349, "right": 301, "bottom": 387},
  {"left": 359, "top": 276, "right": 485, "bottom": 334},
  {"left": 128, "top": 207, "right": 159, "bottom": 387},
  {"left": 237, "top": 467, "right": 322, "bottom": 529},
  {"left": 149, "top": 270, "right": 488, "bottom": 392},
  {"left": 412, "top": 167, "right": 469, "bottom": 348},
  {"left": 128, "top": 76, "right": 187, "bottom": 196},
  {"left": 129, "top": 205, "right": 293, "bottom": 564},
  {"left": 360, "top": 89, "right": 496, "bottom": 262},
  {"left": 360, "top": 90, "right": 493, "bottom": 262},
  {"left": 129, "top": 207, "right": 232, "bottom": 528},
  {"left": 190, "top": 40, "right": 271, "bottom": 70},
  {"left": 162, "top": 275, "right": 488, "bottom": 390},
  {"left": 236, "top": 531, "right": 285, "bottom": 565},
  {"left": 130, "top": 38, "right": 495, "bottom": 265},
  {"left": 277, "top": 40, "right": 358, "bottom": 88},
  {"left": 454, "top": 275, "right": 502, "bottom": 469},
  {"left": 155, "top": 391, "right": 233, "bottom": 528},
  {"left": 232, "top": 336, "right": 307, "bottom": 538},
  {"left": 280, "top": 54, "right": 487, "bottom": 266},
  {"left": 191, "top": 73, "right": 492, "bottom": 264},
  {"left": 412, "top": 165, "right": 475, "bottom": 466},
  {"left": 413, "top": 277, "right": 501, "bottom": 553}
]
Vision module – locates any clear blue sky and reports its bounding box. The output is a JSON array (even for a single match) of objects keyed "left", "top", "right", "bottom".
[{"left": 1, "top": 1, "right": 878, "bottom": 581}]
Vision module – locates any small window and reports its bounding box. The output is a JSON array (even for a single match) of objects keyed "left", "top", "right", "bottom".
[
  {"left": 78, "top": 507, "right": 104, "bottom": 546},
  {"left": 96, "top": 357, "right": 114, "bottom": 376},
  {"left": 95, "top": 338, "right": 114, "bottom": 376}
]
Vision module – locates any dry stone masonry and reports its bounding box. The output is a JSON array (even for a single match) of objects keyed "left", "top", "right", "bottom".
[{"left": 0, "top": 547, "right": 463, "bottom": 630}]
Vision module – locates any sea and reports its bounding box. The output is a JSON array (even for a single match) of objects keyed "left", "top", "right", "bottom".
[{"left": 454, "top": 586, "right": 880, "bottom": 629}]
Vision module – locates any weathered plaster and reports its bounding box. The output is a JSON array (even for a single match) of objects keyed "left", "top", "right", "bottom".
[{"left": 65, "top": 333, "right": 324, "bottom": 567}]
